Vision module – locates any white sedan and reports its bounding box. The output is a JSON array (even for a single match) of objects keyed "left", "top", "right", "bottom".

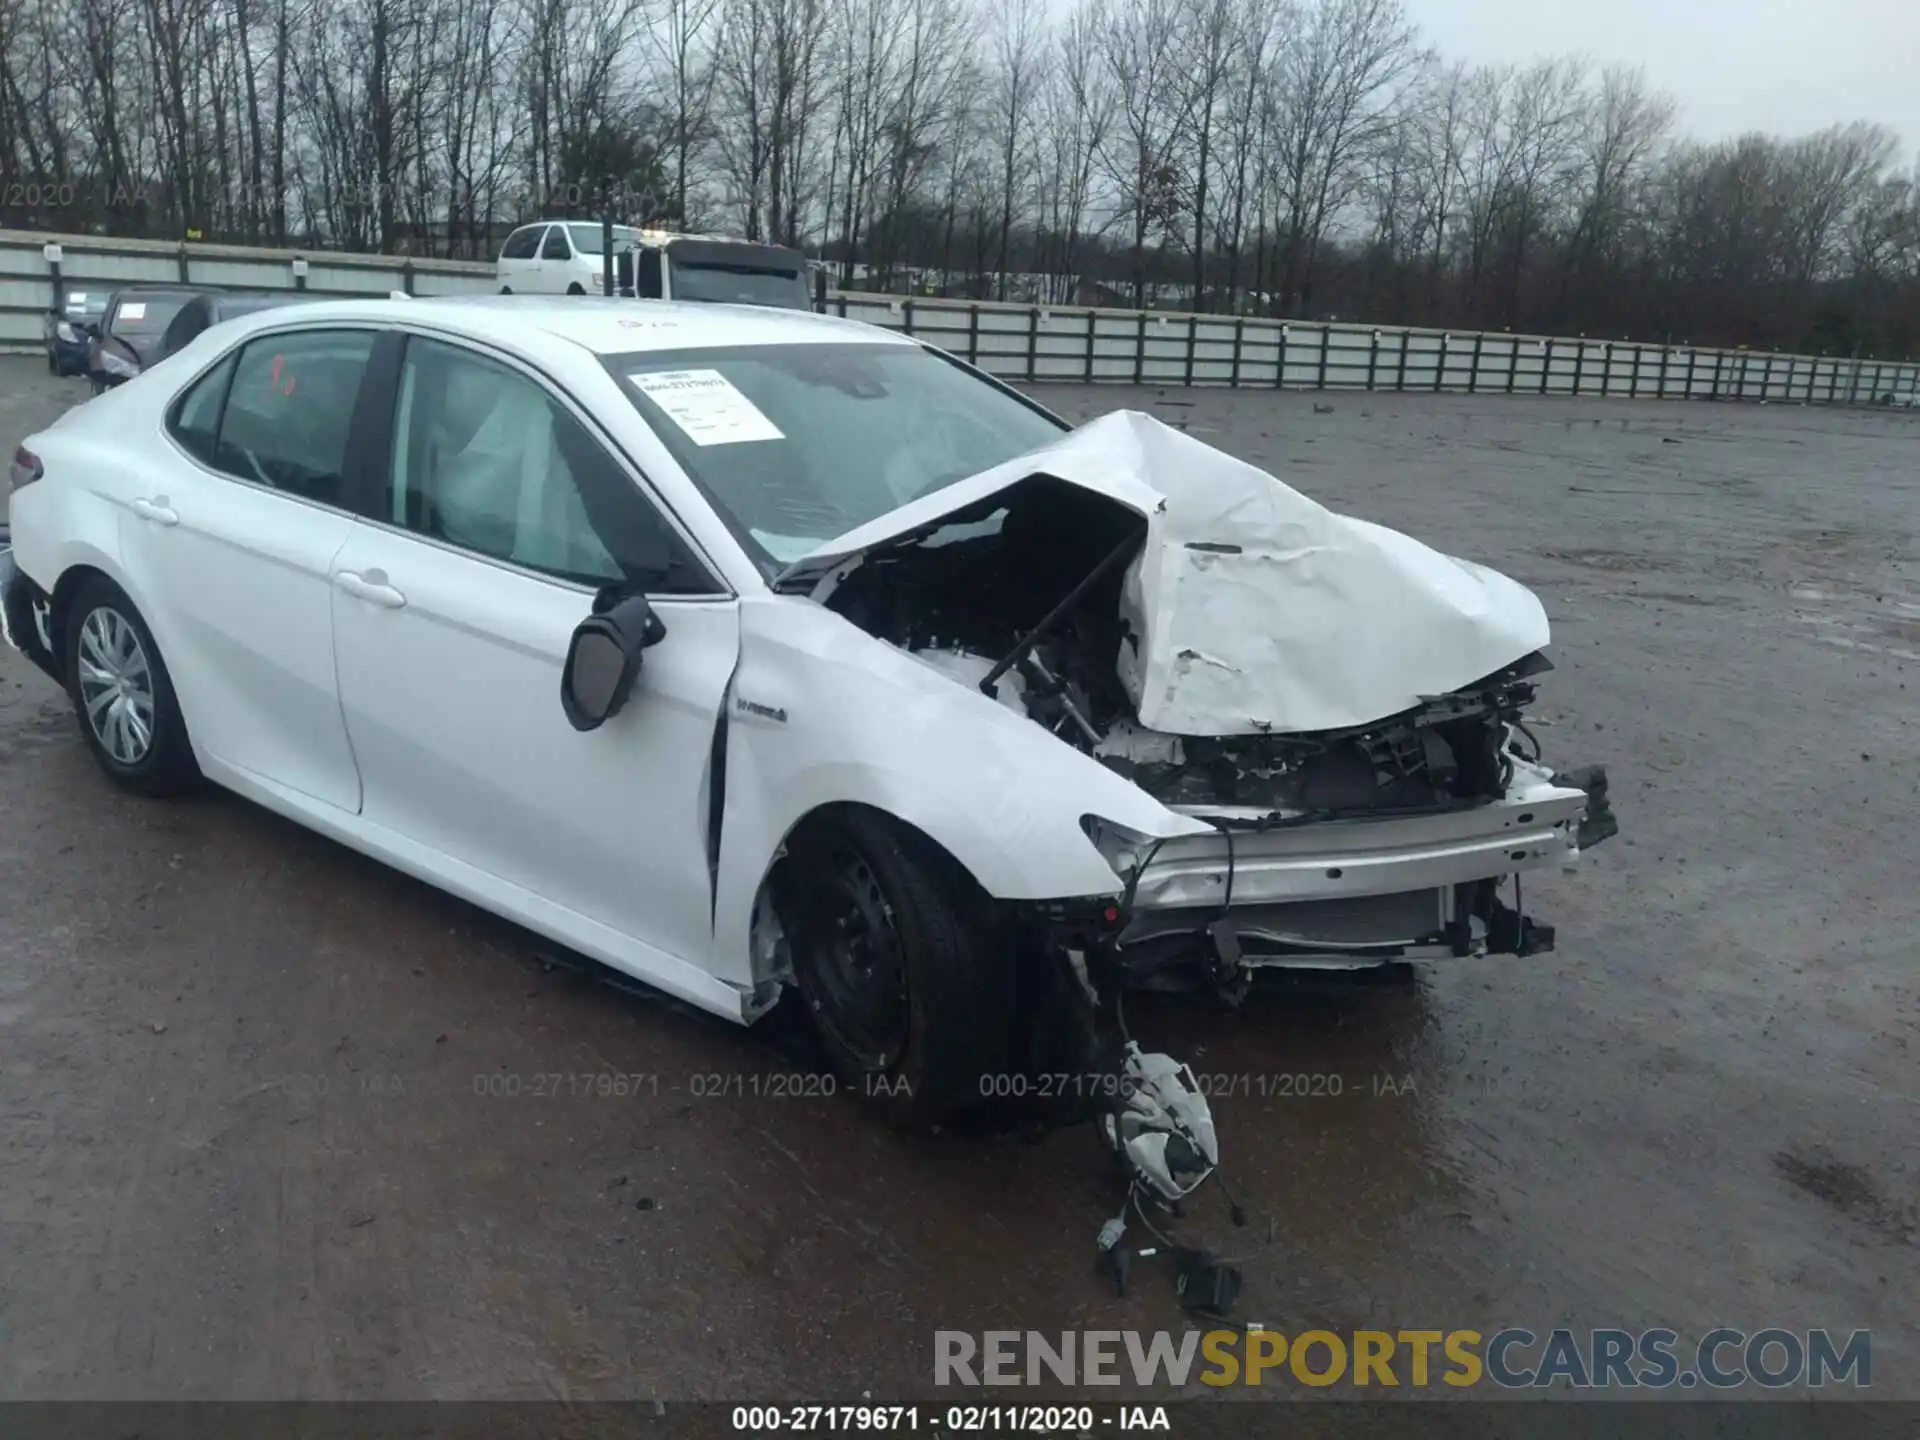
[{"left": 3, "top": 297, "right": 1615, "bottom": 1123}]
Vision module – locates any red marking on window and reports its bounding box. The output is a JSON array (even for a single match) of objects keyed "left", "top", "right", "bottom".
[{"left": 266, "top": 353, "right": 295, "bottom": 397}]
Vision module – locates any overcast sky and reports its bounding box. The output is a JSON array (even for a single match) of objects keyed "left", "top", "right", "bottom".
[{"left": 1409, "top": 0, "right": 1918, "bottom": 155}]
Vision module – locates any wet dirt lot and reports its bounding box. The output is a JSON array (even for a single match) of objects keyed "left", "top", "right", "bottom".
[{"left": 1, "top": 358, "right": 1916, "bottom": 1403}]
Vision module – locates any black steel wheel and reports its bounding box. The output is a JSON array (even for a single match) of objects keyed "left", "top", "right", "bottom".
[{"left": 777, "top": 809, "right": 1012, "bottom": 1126}]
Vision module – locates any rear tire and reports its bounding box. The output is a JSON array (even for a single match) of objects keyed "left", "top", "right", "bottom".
[
  {"left": 776, "top": 810, "right": 1012, "bottom": 1128},
  {"left": 499, "top": 285, "right": 512, "bottom": 294},
  {"left": 566, "top": 282, "right": 586, "bottom": 295},
  {"left": 62, "top": 577, "right": 199, "bottom": 797}
]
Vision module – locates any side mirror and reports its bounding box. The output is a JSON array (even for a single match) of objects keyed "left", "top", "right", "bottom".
[{"left": 561, "top": 592, "right": 667, "bottom": 732}]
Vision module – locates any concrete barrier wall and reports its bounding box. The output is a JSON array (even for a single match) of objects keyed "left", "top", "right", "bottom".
[
  {"left": 6, "top": 228, "right": 1918, "bottom": 405},
  {"left": 1, "top": 229, "right": 500, "bottom": 346}
]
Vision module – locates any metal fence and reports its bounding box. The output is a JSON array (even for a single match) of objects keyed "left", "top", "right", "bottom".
[
  {"left": 6, "top": 228, "right": 1918, "bottom": 406},
  {"left": 833, "top": 294, "right": 1920, "bottom": 406}
]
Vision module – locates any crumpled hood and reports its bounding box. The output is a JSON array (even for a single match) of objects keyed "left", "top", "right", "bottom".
[{"left": 792, "top": 409, "right": 1551, "bottom": 736}]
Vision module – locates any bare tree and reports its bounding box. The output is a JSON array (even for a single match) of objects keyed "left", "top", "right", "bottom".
[
  {"left": 984, "top": 0, "right": 1045, "bottom": 298},
  {"left": 1267, "top": 0, "right": 1421, "bottom": 315},
  {"left": 653, "top": 0, "right": 725, "bottom": 224},
  {"left": 1099, "top": 0, "right": 1188, "bottom": 305}
]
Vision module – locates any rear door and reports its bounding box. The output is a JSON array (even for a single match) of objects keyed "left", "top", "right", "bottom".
[
  {"left": 118, "top": 326, "right": 381, "bottom": 811},
  {"left": 536, "top": 225, "right": 576, "bottom": 293},
  {"left": 327, "top": 331, "right": 739, "bottom": 972}
]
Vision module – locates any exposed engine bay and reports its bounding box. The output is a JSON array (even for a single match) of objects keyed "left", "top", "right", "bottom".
[{"left": 797, "top": 474, "right": 1559, "bottom": 822}]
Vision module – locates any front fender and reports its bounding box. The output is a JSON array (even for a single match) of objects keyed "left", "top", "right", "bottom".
[{"left": 709, "top": 594, "right": 1206, "bottom": 988}]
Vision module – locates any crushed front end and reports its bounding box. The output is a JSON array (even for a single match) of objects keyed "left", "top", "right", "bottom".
[{"left": 784, "top": 412, "right": 1620, "bottom": 994}]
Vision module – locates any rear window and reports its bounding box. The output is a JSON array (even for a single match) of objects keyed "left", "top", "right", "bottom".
[
  {"left": 668, "top": 263, "right": 811, "bottom": 310},
  {"left": 110, "top": 296, "right": 191, "bottom": 334},
  {"left": 569, "top": 224, "right": 641, "bottom": 255}
]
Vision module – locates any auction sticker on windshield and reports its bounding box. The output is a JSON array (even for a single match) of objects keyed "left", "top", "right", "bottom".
[{"left": 629, "top": 369, "right": 784, "bottom": 446}]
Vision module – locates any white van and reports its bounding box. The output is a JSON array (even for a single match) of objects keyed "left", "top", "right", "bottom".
[{"left": 496, "top": 221, "right": 643, "bottom": 294}]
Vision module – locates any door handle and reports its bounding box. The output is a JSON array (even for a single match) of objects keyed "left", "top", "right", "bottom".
[
  {"left": 131, "top": 496, "right": 178, "bottom": 526},
  {"left": 334, "top": 569, "right": 407, "bottom": 609}
]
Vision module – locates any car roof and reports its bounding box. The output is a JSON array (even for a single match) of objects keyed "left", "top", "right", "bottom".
[
  {"left": 210, "top": 293, "right": 308, "bottom": 314},
  {"left": 207, "top": 294, "right": 911, "bottom": 357}
]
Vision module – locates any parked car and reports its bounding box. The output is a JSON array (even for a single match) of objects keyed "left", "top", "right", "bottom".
[
  {"left": 44, "top": 290, "right": 109, "bottom": 376},
  {"left": 87, "top": 286, "right": 204, "bottom": 393},
  {"left": 158, "top": 291, "right": 321, "bottom": 362},
  {"left": 497, "top": 220, "right": 644, "bottom": 294},
  {"left": 3, "top": 296, "right": 1615, "bottom": 1123}
]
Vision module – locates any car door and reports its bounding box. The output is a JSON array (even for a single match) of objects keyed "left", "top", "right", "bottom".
[
  {"left": 119, "top": 327, "right": 379, "bottom": 811},
  {"left": 496, "top": 225, "right": 543, "bottom": 291},
  {"left": 328, "top": 331, "right": 739, "bottom": 972},
  {"left": 537, "top": 225, "right": 576, "bottom": 293}
]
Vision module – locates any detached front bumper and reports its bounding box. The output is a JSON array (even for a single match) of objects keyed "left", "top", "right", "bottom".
[{"left": 1113, "top": 763, "right": 1616, "bottom": 975}]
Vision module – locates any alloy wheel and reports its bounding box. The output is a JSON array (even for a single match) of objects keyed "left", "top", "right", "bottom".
[{"left": 75, "top": 606, "right": 156, "bottom": 765}]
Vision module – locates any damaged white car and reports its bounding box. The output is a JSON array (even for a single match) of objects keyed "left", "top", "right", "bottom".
[{"left": 3, "top": 297, "right": 1615, "bottom": 1123}]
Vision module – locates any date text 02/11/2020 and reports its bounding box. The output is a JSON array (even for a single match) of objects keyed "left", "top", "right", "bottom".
[{"left": 730, "top": 1406, "right": 1172, "bottom": 1431}]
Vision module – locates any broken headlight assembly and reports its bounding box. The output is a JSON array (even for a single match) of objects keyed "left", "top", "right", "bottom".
[{"left": 1080, "top": 815, "right": 1160, "bottom": 884}]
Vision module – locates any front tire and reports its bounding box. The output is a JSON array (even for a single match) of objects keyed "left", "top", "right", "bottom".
[
  {"left": 499, "top": 285, "right": 513, "bottom": 294},
  {"left": 776, "top": 810, "right": 1012, "bottom": 1127},
  {"left": 567, "top": 282, "right": 586, "bottom": 295},
  {"left": 62, "top": 577, "right": 199, "bottom": 797}
]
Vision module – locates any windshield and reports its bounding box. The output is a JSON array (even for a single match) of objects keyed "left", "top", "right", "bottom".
[
  {"left": 110, "top": 296, "right": 191, "bottom": 334},
  {"left": 613, "top": 342, "right": 1065, "bottom": 571},
  {"left": 569, "top": 224, "right": 641, "bottom": 255},
  {"left": 64, "top": 292, "right": 107, "bottom": 317},
  {"left": 668, "top": 262, "right": 811, "bottom": 310}
]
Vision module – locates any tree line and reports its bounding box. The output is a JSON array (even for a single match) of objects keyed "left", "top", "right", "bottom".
[{"left": 1, "top": 0, "right": 1915, "bottom": 355}]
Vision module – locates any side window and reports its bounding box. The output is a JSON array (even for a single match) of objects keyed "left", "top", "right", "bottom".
[
  {"left": 213, "top": 330, "right": 375, "bottom": 504},
  {"left": 389, "top": 337, "right": 716, "bottom": 594},
  {"left": 501, "top": 227, "right": 541, "bottom": 261},
  {"left": 638, "top": 249, "right": 664, "bottom": 299},
  {"left": 169, "top": 352, "right": 236, "bottom": 465},
  {"left": 541, "top": 228, "right": 572, "bottom": 261}
]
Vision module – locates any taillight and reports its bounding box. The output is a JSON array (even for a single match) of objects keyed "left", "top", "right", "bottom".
[{"left": 10, "top": 445, "right": 43, "bottom": 492}]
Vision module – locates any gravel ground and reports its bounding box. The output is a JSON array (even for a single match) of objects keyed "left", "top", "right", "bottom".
[{"left": 1, "top": 357, "right": 1916, "bottom": 1403}]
